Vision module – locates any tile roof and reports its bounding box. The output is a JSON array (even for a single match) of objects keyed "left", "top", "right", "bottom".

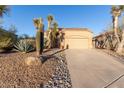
[
  {"left": 60, "top": 28, "right": 93, "bottom": 33},
  {"left": 44, "top": 28, "right": 93, "bottom": 33}
]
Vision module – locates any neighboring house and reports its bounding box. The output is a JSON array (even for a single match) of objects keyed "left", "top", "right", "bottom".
[{"left": 93, "top": 31, "right": 115, "bottom": 49}]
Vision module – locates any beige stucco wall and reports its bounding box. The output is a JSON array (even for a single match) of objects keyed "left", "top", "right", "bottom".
[{"left": 62, "top": 28, "right": 93, "bottom": 49}]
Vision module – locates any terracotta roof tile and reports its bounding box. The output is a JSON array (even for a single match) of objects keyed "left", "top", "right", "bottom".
[
  {"left": 45, "top": 28, "right": 93, "bottom": 33},
  {"left": 61, "top": 28, "right": 93, "bottom": 33}
]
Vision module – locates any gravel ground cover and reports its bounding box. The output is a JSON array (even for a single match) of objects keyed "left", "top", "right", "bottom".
[
  {"left": 0, "top": 49, "right": 72, "bottom": 88},
  {"left": 43, "top": 50, "right": 72, "bottom": 88}
]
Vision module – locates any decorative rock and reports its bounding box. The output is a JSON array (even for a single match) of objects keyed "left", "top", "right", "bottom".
[
  {"left": 59, "top": 80, "right": 63, "bottom": 84},
  {"left": 43, "top": 52, "right": 72, "bottom": 88},
  {"left": 25, "top": 57, "right": 42, "bottom": 66}
]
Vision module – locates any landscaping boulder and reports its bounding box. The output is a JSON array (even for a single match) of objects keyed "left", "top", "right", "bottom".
[{"left": 25, "top": 56, "right": 42, "bottom": 66}]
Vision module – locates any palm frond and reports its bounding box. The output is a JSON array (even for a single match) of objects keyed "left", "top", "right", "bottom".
[{"left": 0, "top": 5, "right": 10, "bottom": 17}]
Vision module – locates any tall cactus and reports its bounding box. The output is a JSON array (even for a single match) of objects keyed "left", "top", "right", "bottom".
[{"left": 33, "top": 18, "right": 44, "bottom": 56}]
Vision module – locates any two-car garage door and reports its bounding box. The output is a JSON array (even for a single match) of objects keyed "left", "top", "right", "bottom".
[
  {"left": 63, "top": 29, "right": 93, "bottom": 49},
  {"left": 66, "top": 38, "right": 89, "bottom": 49}
]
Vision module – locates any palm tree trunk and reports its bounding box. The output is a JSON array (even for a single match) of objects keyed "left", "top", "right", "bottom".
[{"left": 114, "top": 16, "right": 120, "bottom": 43}]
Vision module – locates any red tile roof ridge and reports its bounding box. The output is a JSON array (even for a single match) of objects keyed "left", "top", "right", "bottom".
[{"left": 61, "top": 28, "right": 93, "bottom": 33}]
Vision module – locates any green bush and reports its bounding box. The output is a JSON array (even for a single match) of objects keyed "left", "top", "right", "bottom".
[
  {"left": 0, "top": 28, "right": 17, "bottom": 51},
  {"left": 14, "top": 39, "right": 35, "bottom": 53}
]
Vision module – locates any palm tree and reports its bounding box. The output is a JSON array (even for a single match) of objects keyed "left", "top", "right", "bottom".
[
  {"left": 0, "top": 5, "right": 9, "bottom": 25},
  {"left": 0, "top": 5, "right": 9, "bottom": 17},
  {"left": 47, "top": 15, "right": 53, "bottom": 31},
  {"left": 111, "top": 5, "right": 124, "bottom": 53},
  {"left": 111, "top": 6, "right": 121, "bottom": 43}
]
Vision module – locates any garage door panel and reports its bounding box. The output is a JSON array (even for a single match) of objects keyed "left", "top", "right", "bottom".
[{"left": 67, "top": 38, "right": 89, "bottom": 49}]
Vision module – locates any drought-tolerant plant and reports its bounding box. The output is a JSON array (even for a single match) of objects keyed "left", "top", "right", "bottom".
[
  {"left": 44, "top": 37, "right": 48, "bottom": 49},
  {"left": 14, "top": 40, "right": 35, "bottom": 53},
  {"left": 0, "top": 5, "right": 9, "bottom": 17},
  {"left": 51, "top": 21, "right": 58, "bottom": 48},
  {"left": 33, "top": 18, "right": 44, "bottom": 56},
  {"left": 27, "top": 39, "right": 36, "bottom": 49},
  {"left": 46, "top": 15, "right": 54, "bottom": 49},
  {"left": 111, "top": 5, "right": 124, "bottom": 54},
  {"left": 0, "top": 28, "right": 17, "bottom": 52},
  {"left": 47, "top": 15, "right": 54, "bottom": 31}
]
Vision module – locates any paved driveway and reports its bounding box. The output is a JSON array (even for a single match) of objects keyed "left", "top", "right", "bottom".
[{"left": 65, "top": 49, "right": 124, "bottom": 88}]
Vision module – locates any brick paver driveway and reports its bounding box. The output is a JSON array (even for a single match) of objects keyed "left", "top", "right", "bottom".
[{"left": 65, "top": 49, "right": 124, "bottom": 88}]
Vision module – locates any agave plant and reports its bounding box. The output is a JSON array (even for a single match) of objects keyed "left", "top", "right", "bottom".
[{"left": 14, "top": 40, "right": 35, "bottom": 53}]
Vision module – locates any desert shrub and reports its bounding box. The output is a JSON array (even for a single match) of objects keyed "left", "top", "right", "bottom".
[
  {"left": 14, "top": 39, "right": 35, "bottom": 53},
  {"left": 18, "top": 35, "right": 36, "bottom": 49},
  {"left": 27, "top": 39, "right": 36, "bottom": 49},
  {"left": 0, "top": 28, "right": 17, "bottom": 52}
]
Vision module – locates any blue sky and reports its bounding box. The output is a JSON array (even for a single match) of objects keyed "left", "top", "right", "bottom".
[{"left": 2, "top": 5, "right": 112, "bottom": 37}]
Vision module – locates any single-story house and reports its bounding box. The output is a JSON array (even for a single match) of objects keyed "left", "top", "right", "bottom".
[
  {"left": 44, "top": 28, "right": 93, "bottom": 49},
  {"left": 61, "top": 28, "right": 93, "bottom": 49},
  {"left": 62, "top": 28, "right": 93, "bottom": 49}
]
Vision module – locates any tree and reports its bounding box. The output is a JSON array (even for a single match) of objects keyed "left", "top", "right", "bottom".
[
  {"left": 111, "top": 6, "right": 121, "bottom": 43},
  {"left": 46, "top": 15, "right": 54, "bottom": 48},
  {"left": 0, "top": 5, "right": 10, "bottom": 25},
  {"left": 47, "top": 15, "right": 53, "bottom": 31},
  {"left": 111, "top": 5, "right": 124, "bottom": 54},
  {"left": 9, "top": 25, "right": 17, "bottom": 34},
  {"left": 102, "top": 25, "right": 117, "bottom": 50},
  {"left": 22, "top": 34, "right": 30, "bottom": 39},
  {"left": 0, "top": 27, "right": 17, "bottom": 52},
  {"left": 52, "top": 21, "right": 58, "bottom": 37},
  {"left": 0, "top": 5, "right": 9, "bottom": 17},
  {"left": 51, "top": 22, "right": 58, "bottom": 48},
  {"left": 116, "top": 17, "right": 124, "bottom": 54}
]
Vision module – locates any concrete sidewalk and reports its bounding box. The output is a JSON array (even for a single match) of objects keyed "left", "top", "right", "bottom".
[{"left": 65, "top": 49, "right": 124, "bottom": 88}]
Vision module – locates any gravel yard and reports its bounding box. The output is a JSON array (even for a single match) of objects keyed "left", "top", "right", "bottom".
[
  {"left": 43, "top": 50, "right": 72, "bottom": 88},
  {"left": 0, "top": 49, "right": 72, "bottom": 88}
]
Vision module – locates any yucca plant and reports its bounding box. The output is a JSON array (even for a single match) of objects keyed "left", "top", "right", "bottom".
[
  {"left": 44, "top": 37, "right": 48, "bottom": 49},
  {"left": 47, "top": 15, "right": 54, "bottom": 31},
  {"left": 14, "top": 40, "right": 35, "bottom": 53}
]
